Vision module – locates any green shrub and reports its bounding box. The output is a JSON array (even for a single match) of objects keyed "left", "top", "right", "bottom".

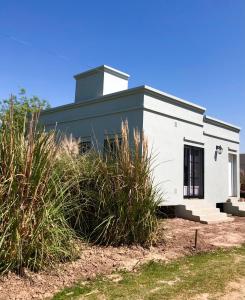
[
  {"left": 71, "top": 122, "right": 161, "bottom": 246},
  {"left": 0, "top": 103, "right": 76, "bottom": 274}
]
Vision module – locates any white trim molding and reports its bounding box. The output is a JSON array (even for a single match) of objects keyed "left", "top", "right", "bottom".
[{"left": 204, "top": 115, "right": 240, "bottom": 132}]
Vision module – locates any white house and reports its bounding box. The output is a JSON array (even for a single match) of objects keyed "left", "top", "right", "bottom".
[{"left": 40, "top": 65, "right": 243, "bottom": 223}]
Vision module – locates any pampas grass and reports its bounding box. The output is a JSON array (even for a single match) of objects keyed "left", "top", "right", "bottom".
[
  {"left": 71, "top": 121, "right": 161, "bottom": 246},
  {"left": 0, "top": 103, "right": 76, "bottom": 274},
  {"left": 0, "top": 99, "right": 160, "bottom": 274}
]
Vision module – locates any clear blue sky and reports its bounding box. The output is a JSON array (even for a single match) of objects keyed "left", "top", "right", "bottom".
[{"left": 0, "top": 0, "right": 244, "bottom": 151}]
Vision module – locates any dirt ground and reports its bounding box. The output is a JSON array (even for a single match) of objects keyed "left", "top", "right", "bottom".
[
  {"left": 1, "top": 217, "right": 245, "bottom": 300},
  {"left": 193, "top": 278, "right": 245, "bottom": 300}
]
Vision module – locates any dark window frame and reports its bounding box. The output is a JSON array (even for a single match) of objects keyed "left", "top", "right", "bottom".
[
  {"left": 79, "top": 139, "right": 92, "bottom": 154},
  {"left": 184, "top": 145, "right": 204, "bottom": 199},
  {"left": 103, "top": 136, "right": 122, "bottom": 158}
]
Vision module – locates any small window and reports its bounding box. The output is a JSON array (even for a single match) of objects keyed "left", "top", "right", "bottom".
[
  {"left": 79, "top": 140, "right": 91, "bottom": 154},
  {"left": 104, "top": 137, "right": 122, "bottom": 157}
]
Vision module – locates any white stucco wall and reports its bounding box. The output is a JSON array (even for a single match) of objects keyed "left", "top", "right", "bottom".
[
  {"left": 40, "top": 82, "right": 240, "bottom": 206},
  {"left": 203, "top": 135, "right": 240, "bottom": 203},
  {"left": 143, "top": 94, "right": 205, "bottom": 205},
  {"left": 203, "top": 121, "right": 240, "bottom": 203},
  {"left": 40, "top": 91, "right": 144, "bottom": 149},
  {"left": 142, "top": 94, "right": 240, "bottom": 205},
  {"left": 74, "top": 65, "right": 129, "bottom": 103},
  {"left": 75, "top": 72, "right": 104, "bottom": 102},
  {"left": 103, "top": 72, "right": 128, "bottom": 95}
]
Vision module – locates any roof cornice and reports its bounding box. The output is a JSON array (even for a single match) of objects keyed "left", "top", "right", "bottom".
[
  {"left": 41, "top": 86, "right": 145, "bottom": 115},
  {"left": 42, "top": 84, "right": 209, "bottom": 117},
  {"left": 143, "top": 85, "right": 206, "bottom": 113},
  {"left": 204, "top": 115, "right": 241, "bottom": 132},
  {"left": 41, "top": 84, "right": 206, "bottom": 116},
  {"left": 74, "top": 65, "right": 130, "bottom": 80},
  {"left": 43, "top": 86, "right": 240, "bottom": 134}
]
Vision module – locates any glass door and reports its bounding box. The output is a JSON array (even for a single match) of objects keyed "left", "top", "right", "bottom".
[{"left": 184, "top": 145, "right": 204, "bottom": 198}]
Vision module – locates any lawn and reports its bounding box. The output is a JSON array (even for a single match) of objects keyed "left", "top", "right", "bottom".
[{"left": 52, "top": 245, "right": 245, "bottom": 300}]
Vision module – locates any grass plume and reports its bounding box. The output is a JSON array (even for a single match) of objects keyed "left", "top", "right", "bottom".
[
  {"left": 72, "top": 121, "right": 161, "bottom": 246},
  {"left": 0, "top": 102, "right": 76, "bottom": 274}
]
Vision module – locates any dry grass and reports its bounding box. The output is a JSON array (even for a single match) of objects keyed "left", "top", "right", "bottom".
[
  {"left": 70, "top": 121, "right": 161, "bottom": 246},
  {"left": 0, "top": 103, "right": 76, "bottom": 274},
  {"left": 0, "top": 101, "right": 161, "bottom": 274}
]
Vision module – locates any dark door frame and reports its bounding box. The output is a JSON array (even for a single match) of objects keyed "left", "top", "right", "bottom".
[{"left": 184, "top": 145, "right": 204, "bottom": 199}]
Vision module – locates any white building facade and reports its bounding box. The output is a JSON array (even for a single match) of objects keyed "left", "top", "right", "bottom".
[{"left": 40, "top": 65, "right": 241, "bottom": 223}]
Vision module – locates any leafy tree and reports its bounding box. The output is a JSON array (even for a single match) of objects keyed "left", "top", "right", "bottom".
[{"left": 0, "top": 89, "right": 50, "bottom": 122}]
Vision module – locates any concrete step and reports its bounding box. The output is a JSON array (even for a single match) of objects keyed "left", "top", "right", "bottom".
[
  {"left": 200, "top": 217, "right": 234, "bottom": 224},
  {"left": 233, "top": 203, "right": 245, "bottom": 209},
  {"left": 198, "top": 212, "right": 229, "bottom": 218},
  {"left": 188, "top": 208, "right": 222, "bottom": 214},
  {"left": 184, "top": 203, "right": 219, "bottom": 210},
  {"left": 223, "top": 201, "right": 245, "bottom": 216},
  {"left": 175, "top": 200, "right": 234, "bottom": 224}
]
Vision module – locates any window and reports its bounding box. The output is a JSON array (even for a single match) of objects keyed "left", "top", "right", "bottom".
[
  {"left": 79, "top": 139, "right": 91, "bottom": 154},
  {"left": 104, "top": 136, "right": 122, "bottom": 157}
]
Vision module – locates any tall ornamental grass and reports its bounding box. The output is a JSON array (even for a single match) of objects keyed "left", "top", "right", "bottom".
[
  {"left": 72, "top": 122, "right": 161, "bottom": 246},
  {"left": 0, "top": 98, "right": 161, "bottom": 274},
  {"left": 0, "top": 104, "right": 76, "bottom": 274}
]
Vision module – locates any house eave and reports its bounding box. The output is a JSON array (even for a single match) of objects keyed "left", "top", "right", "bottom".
[
  {"left": 143, "top": 85, "right": 206, "bottom": 113},
  {"left": 204, "top": 115, "right": 241, "bottom": 132},
  {"left": 41, "top": 86, "right": 145, "bottom": 115},
  {"left": 42, "top": 85, "right": 241, "bottom": 135},
  {"left": 41, "top": 85, "right": 206, "bottom": 116}
]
